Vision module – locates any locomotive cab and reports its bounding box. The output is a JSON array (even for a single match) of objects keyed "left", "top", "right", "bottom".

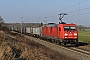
[{"left": 58, "top": 24, "right": 78, "bottom": 45}]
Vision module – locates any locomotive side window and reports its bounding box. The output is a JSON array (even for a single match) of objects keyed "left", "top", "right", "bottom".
[{"left": 64, "top": 26, "right": 76, "bottom": 30}]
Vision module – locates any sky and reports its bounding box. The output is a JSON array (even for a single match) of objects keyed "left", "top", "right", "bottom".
[{"left": 0, "top": 0, "right": 90, "bottom": 26}]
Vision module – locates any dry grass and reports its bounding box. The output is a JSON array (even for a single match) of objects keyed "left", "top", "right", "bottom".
[{"left": 0, "top": 30, "right": 75, "bottom": 60}]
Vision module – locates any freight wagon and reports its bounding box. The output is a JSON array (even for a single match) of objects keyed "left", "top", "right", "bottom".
[
  {"left": 32, "top": 27, "right": 42, "bottom": 38},
  {"left": 26, "top": 27, "right": 31, "bottom": 35},
  {"left": 22, "top": 27, "right": 26, "bottom": 34}
]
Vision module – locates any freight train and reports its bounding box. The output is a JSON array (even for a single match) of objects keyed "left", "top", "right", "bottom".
[
  {"left": 6, "top": 14, "right": 78, "bottom": 46},
  {"left": 8, "top": 22, "right": 78, "bottom": 46}
]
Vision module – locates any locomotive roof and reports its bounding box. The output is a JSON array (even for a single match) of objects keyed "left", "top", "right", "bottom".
[
  {"left": 43, "top": 22, "right": 76, "bottom": 27},
  {"left": 46, "top": 23, "right": 58, "bottom": 27}
]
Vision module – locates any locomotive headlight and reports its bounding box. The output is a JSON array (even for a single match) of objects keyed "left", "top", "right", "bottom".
[
  {"left": 74, "top": 37, "right": 77, "bottom": 38},
  {"left": 65, "top": 37, "right": 67, "bottom": 38},
  {"left": 74, "top": 33, "right": 77, "bottom": 36},
  {"left": 64, "top": 34, "right": 68, "bottom": 36}
]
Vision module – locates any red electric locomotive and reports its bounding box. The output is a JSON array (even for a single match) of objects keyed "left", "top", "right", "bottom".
[
  {"left": 42, "top": 23, "right": 78, "bottom": 45},
  {"left": 42, "top": 13, "right": 78, "bottom": 45}
]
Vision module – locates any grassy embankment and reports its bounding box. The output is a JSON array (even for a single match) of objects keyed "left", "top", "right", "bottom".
[{"left": 78, "top": 30, "right": 90, "bottom": 43}]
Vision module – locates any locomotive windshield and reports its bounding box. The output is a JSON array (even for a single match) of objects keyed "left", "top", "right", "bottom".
[{"left": 64, "top": 26, "right": 76, "bottom": 30}]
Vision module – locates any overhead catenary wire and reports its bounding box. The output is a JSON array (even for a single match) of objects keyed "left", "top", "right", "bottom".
[
  {"left": 31, "top": 0, "right": 89, "bottom": 23},
  {"left": 67, "top": 12, "right": 90, "bottom": 17},
  {"left": 67, "top": 7, "right": 90, "bottom": 13},
  {"left": 42, "top": 0, "right": 88, "bottom": 20},
  {"left": 40, "top": 0, "right": 89, "bottom": 17},
  {"left": 44, "top": 6, "right": 90, "bottom": 19}
]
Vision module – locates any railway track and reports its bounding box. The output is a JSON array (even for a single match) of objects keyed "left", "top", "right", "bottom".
[
  {"left": 45, "top": 39, "right": 90, "bottom": 57},
  {"left": 24, "top": 36, "right": 90, "bottom": 59},
  {"left": 10, "top": 31, "right": 90, "bottom": 60},
  {"left": 44, "top": 39, "right": 90, "bottom": 57},
  {"left": 65, "top": 47, "right": 90, "bottom": 57}
]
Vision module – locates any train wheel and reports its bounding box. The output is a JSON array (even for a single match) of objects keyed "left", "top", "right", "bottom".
[
  {"left": 51, "top": 39, "right": 55, "bottom": 43},
  {"left": 61, "top": 42, "right": 66, "bottom": 46},
  {"left": 75, "top": 42, "right": 79, "bottom": 47},
  {"left": 56, "top": 40, "right": 60, "bottom": 44}
]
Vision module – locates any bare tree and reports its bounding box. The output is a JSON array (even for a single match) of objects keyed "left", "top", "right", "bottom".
[
  {"left": 0, "top": 16, "right": 4, "bottom": 23},
  {"left": 0, "top": 16, "right": 4, "bottom": 29}
]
